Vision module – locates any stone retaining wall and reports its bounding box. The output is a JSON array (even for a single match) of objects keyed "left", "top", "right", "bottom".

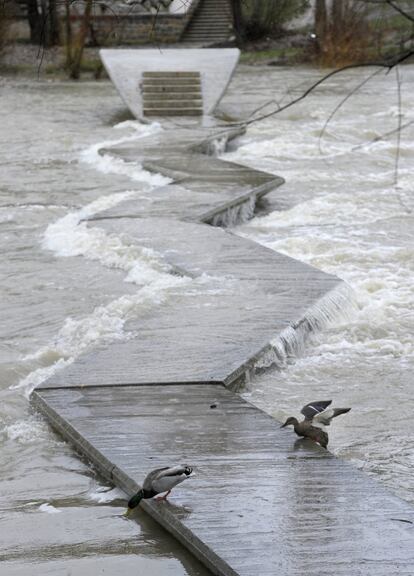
[{"left": 68, "top": 0, "right": 201, "bottom": 45}]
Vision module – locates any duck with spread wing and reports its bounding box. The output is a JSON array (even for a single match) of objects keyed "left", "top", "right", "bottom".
[{"left": 280, "top": 400, "right": 351, "bottom": 448}]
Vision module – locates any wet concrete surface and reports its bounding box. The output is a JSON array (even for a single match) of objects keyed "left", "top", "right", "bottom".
[
  {"left": 33, "top": 384, "right": 414, "bottom": 576},
  {"left": 30, "top": 71, "right": 414, "bottom": 575},
  {"left": 38, "top": 218, "right": 340, "bottom": 390}
]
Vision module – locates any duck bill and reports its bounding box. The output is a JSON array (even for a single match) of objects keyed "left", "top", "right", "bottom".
[{"left": 124, "top": 507, "right": 133, "bottom": 517}]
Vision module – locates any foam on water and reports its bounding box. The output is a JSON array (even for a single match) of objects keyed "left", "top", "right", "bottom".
[
  {"left": 80, "top": 120, "right": 171, "bottom": 187},
  {"left": 39, "top": 503, "right": 61, "bottom": 514},
  {"left": 256, "top": 282, "right": 358, "bottom": 372},
  {"left": 16, "top": 121, "right": 195, "bottom": 397},
  {"left": 1, "top": 415, "right": 52, "bottom": 443},
  {"left": 11, "top": 358, "right": 74, "bottom": 397},
  {"left": 231, "top": 65, "right": 414, "bottom": 501},
  {"left": 210, "top": 196, "right": 257, "bottom": 227},
  {"left": 16, "top": 255, "right": 193, "bottom": 397},
  {"left": 238, "top": 195, "right": 413, "bottom": 360},
  {"left": 246, "top": 189, "right": 408, "bottom": 228},
  {"left": 88, "top": 486, "right": 126, "bottom": 504},
  {"left": 38, "top": 273, "right": 190, "bottom": 353},
  {"left": 42, "top": 190, "right": 174, "bottom": 284}
]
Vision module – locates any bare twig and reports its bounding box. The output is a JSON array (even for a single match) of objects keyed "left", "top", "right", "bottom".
[
  {"left": 318, "top": 67, "right": 384, "bottom": 155},
  {"left": 394, "top": 64, "right": 402, "bottom": 187},
  {"left": 351, "top": 117, "right": 414, "bottom": 151},
  {"left": 235, "top": 50, "right": 414, "bottom": 127},
  {"left": 386, "top": 0, "right": 414, "bottom": 23}
]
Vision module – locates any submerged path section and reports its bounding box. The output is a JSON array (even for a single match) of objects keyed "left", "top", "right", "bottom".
[
  {"left": 35, "top": 219, "right": 342, "bottom": 389},
  {"left": 32, "top": 123, "right": 414, "bottom": 575},
  {"left": 32, "top": 385, "right": 414, "bottom": 576}
]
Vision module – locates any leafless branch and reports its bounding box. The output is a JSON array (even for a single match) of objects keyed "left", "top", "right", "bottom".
[
  {"left": 351, "top": 118, "right": 414, "bottom": 151},
  {"left": 386, "top": 0, "right": 414, "bottom": 23},
  {"left": 318, "top": 67, "right": 384, "bottom": 155},
  {"left": 394, "top": 64, "right": 402, "bottom": 187},
  {"left": 237, "top": 49, "right": 414, "bottom": 127}
]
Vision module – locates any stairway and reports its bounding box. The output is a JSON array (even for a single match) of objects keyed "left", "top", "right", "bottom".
[
  {"left": 182, "top": 0, "right": 234, "bottom": 45},
  {"left": 141, "top": 71, "right": 203, "bottom": 117}
]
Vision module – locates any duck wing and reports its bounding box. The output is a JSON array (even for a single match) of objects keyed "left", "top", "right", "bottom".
[
  {"left": 301, "top": 400, "right": 332, "bottom": 421},
  {"left": 151, "top": 465, "right": 193, "bottom": 494},
  {"left": 314, "top": 407, "right": 351, "bottom": 426},
  {"left": 142, "top": 467, "right": 170, "bottom": 491},
  {"left": 306, "top": 425, "right": 329, "bottom": 448}
]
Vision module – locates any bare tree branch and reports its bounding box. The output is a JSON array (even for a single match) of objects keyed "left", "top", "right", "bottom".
[
  {"left": 394, "top": 64, "right": 402, "bottom": 187},
  {"left": 386, "top": 0, "right": 414, "bottom": 24},
  {"left": 237, "top": 49, "right": 414, "bottom": 127},
  {"left": 318, "top": 67, "right": 384, "bottom": 155},
  {"left": 351, "top": 118, "right": 414, "bottom": 151}
]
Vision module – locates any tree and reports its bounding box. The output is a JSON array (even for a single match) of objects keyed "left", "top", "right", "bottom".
[
  {"left": 27, "top": 0, "right": 59, "bottom": 46},
  {"left": 231, "top": 0, "right": 309, "bottom": 41},
  {"left": 65, "top": 0, "right": 94, "bottom": 79}
]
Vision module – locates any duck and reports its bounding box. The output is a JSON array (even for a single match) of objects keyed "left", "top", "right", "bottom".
[
  {"left": 125, "top": 465, "right": 193, "bottom": 515},
  {"left": 280, "top": 400, "right": 351, "bottom": 448}
]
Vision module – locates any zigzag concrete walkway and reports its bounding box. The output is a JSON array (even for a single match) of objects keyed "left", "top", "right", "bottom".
[{"left": 32, "top": 124, "right": 414, "bottom": 575}]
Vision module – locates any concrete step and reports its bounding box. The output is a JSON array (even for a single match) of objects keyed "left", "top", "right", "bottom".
[
  {"left": 142, "top": 78, "right": 201, "bottom": 86},
  {"left": 184, "top": 35, "right": 230, "bottom": 41},
  {"left": 187, "top": 24, "right": 231, "bottom": 30},
  {"left": 191, "top": 10, "right": 231, "bottom": 15},
  {"left": 144, "top": 100, "right": 202, "bottom": 109},
  {"left": 184, "top": 36, "right": 229, "bottom": 41},
  {"left": 185, "top": 31, "right": 230, "bottom": 37},
  {"left": 142, "top": 93, "right": 202, "bottom": 100},
  {"left": 144, "top": 108, "right": 203, "bottom": 116},
  {"left": 143, "top": 71, "right": 200, "bottom": 78},
  {"left": 185, "top": 26, "right": 230, "bottom": 31},
  {"left": 197, "top": 13, "right": 230, "bottom": 17},
  {"left": 182, "top": 0, "right": 233, "bottom": 43},
  {"left": 143, "top": 92, "right": 202, "bottom": 101},
  {"left": 141, "top": 70, "right": 202, "bottom": 117},
  {"left": 145, "top": 84, "right": 200, "bottom": 97}
]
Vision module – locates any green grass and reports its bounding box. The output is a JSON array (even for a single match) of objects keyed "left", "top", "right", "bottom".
[
  {"left": 0, "top": 63, "right": 36, "bottom": 74},
  {"left": 43, "top": 58, "right": 107, "bottom": 78}
]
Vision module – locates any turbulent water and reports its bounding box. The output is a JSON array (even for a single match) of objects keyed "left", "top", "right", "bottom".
[
  {"left": 221, "top": 65, "right": 414, "bottom": 504},
  {"left": 0, "top": 77, "right": 209, "bottom": 575},
  {"left": 1, "top": 64, "right": 413, "bottom": 572}
]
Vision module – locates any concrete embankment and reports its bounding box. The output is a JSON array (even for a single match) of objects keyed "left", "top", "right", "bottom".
[{"left": 32, "top": 103, "right": 414, "bottom": 573}]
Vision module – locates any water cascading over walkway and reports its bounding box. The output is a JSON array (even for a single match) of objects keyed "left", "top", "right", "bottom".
[{"left": 31, "top": 50, "right": 414, "bottom": 576}]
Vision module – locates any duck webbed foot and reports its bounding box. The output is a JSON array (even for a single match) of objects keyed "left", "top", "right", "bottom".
[{"left": 155, "top": 490, "right": 171, "bottom": 501}]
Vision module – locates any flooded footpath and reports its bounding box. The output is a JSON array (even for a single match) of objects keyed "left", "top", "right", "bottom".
[{"left": 1, "top": 64, "right": 413, "bottom": 573}]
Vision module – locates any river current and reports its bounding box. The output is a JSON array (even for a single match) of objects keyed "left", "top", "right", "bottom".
[{"left": 1, "top": 65, "right": 413, "bottom": 573}]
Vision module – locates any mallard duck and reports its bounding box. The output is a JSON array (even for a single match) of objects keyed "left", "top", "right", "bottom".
[
  {"left": 125, "top": 465, "right": 193, "bottom": 515},
  {"left": 280, "top": 400, "right": 351, "bottom": 448}
]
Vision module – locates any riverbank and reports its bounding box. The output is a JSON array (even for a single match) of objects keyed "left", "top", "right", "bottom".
[
  {"left": 2, "top": 41, "right": 413, "bottom": 81},
  {"left": 0, "top": 42, "right": 105, "bottom": 77}
]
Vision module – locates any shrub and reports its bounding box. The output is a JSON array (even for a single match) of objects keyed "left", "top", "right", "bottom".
[
  {"left": 240, "top": 0, "right": 309, "bottom": 40},
  {"left": 313, "top": 0, "right": 372, "bottom": 66}
]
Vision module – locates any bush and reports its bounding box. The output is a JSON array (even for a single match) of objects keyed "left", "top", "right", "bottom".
[
  {"left": 240, "top": 0, "right": 309, "bottom": 40},
  {"left": 313, "top": 0, "right": 372, "bottom": 66},
  {"left": 0, "top": 3, "right": 10, "bottom": 53}
]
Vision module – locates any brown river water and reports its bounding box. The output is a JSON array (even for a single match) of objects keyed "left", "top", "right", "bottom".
[{"left": 1, "top": 64, "right": 413, "bottom": 573}]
